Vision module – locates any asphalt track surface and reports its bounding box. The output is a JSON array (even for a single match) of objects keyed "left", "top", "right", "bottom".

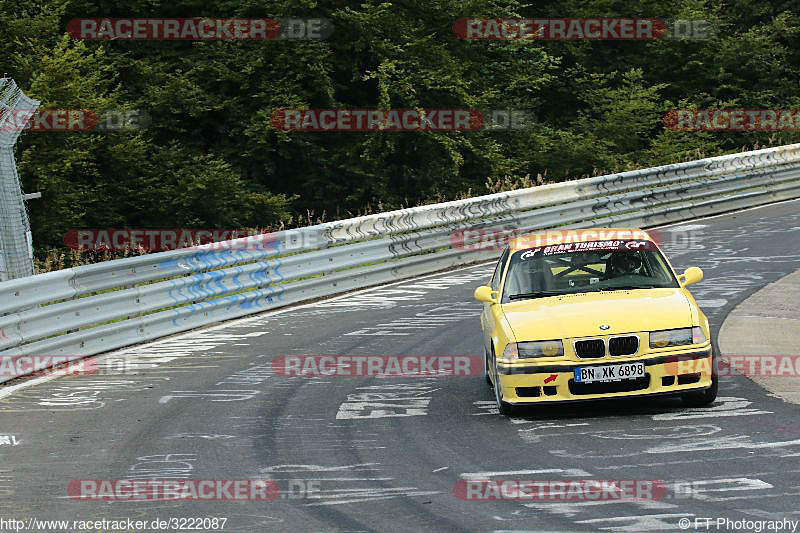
[{"left": 1, "top": 200, "right": 800, "bottom": 532}]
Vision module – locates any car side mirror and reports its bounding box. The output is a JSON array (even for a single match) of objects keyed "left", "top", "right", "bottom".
[
  {"left": 679, "top": 267, "right": 704, "bottom": 287},
  {"left": 474, "top": 285, "right": 499, "bottom": 304}
]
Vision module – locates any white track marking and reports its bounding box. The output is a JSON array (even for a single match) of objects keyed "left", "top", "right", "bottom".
[
  {"left": 261, "top": 463, "right": 380, "bottom": 473},
  {"left": 159, "top": 390, "right": 260, "bottom": 404},
  {"left": 652, "top": 396, "right": 771, "bottom": 420},
  {"left": 519, "top": 500, "right": 677, "bottom": 519},
  {"left": 575, "top": 513, "right": 695, "bottom": 531},
  {"left": 460, "top": 468, "right": 590, "bottom": 478}
]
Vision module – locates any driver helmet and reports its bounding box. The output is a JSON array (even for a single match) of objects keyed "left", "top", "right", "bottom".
[{"left": 611, "top": 252, "right": 642, "bottom": 275}]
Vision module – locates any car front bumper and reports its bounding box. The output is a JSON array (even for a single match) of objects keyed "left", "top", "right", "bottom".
[{"left": 495, "top": 347, "right": 713, "bottom": 404}]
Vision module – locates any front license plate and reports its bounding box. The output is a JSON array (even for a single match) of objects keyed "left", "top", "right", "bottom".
[{"left": 573, "top": 362, "right": 645, "bottom": 383}]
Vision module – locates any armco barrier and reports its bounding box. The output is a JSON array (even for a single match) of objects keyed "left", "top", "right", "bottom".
[{"left": 2, "top": 143, "right": 800, "bottom": 382}]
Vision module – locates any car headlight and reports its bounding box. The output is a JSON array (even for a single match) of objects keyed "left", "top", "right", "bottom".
[
  {"left": 649, "top": 327, "right": 706, "bottom": 348},
  {"left": 692, "top": 326, "right": 707, "bottom": 344},
  {"left": 501, "top": 340, "right": 564, "bottom": 361}
]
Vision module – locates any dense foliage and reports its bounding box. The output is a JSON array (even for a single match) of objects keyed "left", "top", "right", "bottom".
[{"left": 2, "top": 0, "right": 800, "bottom": 253}]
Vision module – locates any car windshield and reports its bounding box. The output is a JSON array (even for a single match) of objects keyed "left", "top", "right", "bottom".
[{"left": 502, "top": 240, "right": 679, "bottom": 302}]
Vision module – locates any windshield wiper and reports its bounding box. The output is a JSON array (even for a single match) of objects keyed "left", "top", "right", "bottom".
[{"left": 508, "top": 291, "right": 565, "bottom": 301}]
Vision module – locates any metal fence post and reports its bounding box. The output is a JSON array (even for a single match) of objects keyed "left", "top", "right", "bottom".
[{"left": 0, "top": 78, "right": 39, "bottom": 281}]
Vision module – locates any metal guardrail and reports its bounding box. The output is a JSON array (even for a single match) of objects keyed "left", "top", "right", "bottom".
[{"left": 2, "top": 143, "right": 800, "bottom": 382}]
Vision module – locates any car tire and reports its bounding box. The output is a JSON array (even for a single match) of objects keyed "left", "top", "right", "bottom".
[
  {"left": 492, "top": 361, "right": 517, "bottom": 416},
  {"left": 681, "top": 371, "right": 718, "bottom": 407},
  {"left": 484, "top": 349, "right": 492, "bottom": 385}
]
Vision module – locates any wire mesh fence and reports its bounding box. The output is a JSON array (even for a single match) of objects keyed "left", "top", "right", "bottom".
[{"left": 0, "top": 78, "right": 39, "bottom": 281}]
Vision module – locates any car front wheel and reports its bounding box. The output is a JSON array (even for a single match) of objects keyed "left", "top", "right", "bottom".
[
  {"left": 681, "top": 362, "right": 718, "bottom": 407},
  {"left": 492, "top": 360, "right": 517, "bottom": 416}
]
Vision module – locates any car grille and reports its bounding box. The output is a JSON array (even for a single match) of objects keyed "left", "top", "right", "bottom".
[
  {"left": 568, "top": 375, "right": 650, "bottom": 395},
  {"left": 609, "top": 336, "right": 639, "bottom": 356},
  {"left": 574, "top": 339, "right": 605, "bottom": 358}
]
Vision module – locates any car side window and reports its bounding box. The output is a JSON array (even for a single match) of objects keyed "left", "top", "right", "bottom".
[{"left": 490, "top": 249, "right": 509, "bottom": 291}]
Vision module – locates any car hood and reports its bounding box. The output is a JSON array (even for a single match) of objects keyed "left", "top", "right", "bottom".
[{"left": 501, "top": 288, "right": 693, "bottom": 341}]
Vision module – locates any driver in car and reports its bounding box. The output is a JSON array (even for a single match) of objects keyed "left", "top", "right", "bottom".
[{"left": 610, "top": 251, "right": 643, "bottom": 276}]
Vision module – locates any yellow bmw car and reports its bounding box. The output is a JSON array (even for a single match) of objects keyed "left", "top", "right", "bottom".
[{"left": 474, "top": 229, "right": 716, "bottom": 415}]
